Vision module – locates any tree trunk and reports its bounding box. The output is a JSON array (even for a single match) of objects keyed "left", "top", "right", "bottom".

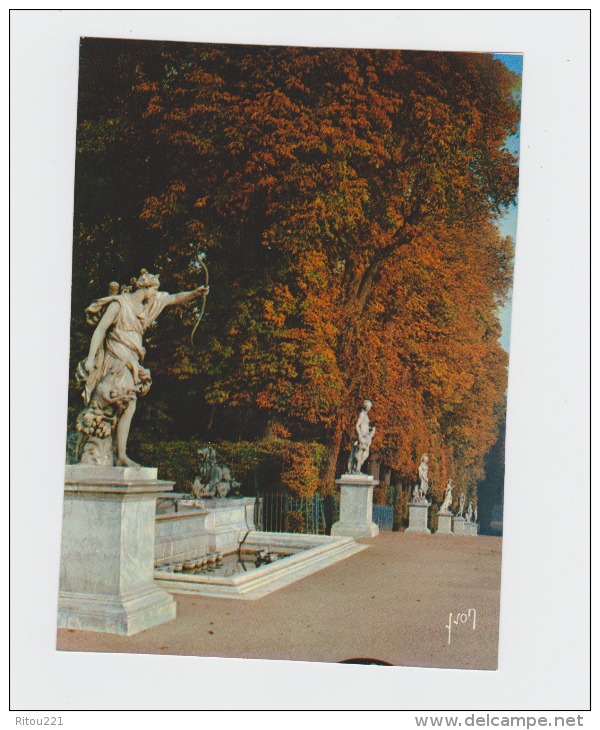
[
  {"left": 206, "top": 404, "right": 217, "bottom": 432},
  {"left": 322, "top": 425, "right": 344, "bottom": 492},
  {"left": 371, "top": 455, "right": 381, "bottom": 481},
  {"left": 380, "top": 464, "right": 392, "bottom": 486}
]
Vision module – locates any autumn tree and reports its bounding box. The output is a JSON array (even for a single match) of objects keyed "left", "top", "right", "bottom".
[{"left": 70, "top": 39, "right": 519, "bottom": 497}]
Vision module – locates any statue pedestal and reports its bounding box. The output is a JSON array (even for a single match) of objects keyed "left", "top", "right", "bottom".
[
  {"left": 466, "top": 522, "right": 479, "bottom": 536},
  {"left": 405, "top": 501, "right": 431, "bottom": 534},
  {"left": 436, "top": 511, "right": 454, "bottom": 535},
  {"left": 331, "top": 474, "right": 379, "bottom": 538},
  {"left": 58, "top": 465, "right": 177, "bottom": 635},
  {"left": 452, "top": 516, "right": 467, "bottom": 536}
]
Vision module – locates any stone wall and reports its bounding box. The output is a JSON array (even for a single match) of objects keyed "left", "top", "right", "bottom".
[{"left": 154, "top": 497, "right": 256, "bottom": 565}]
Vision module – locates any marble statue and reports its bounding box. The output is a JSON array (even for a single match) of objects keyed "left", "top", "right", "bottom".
[
  {"left": 440, "top": 479, "right": 453, "bottom": 513},
  {"left": 466, "top": 501, "right": 473, "bottom": 523},
  {"left": 410, "top": 454, "right": 430, "bottom": 503},
  {"left": 347, "top": 400, "right": 376, "bottom": 475},
  {"left": 73, "top": 269, "right": 209, "bottom": 466},
  {"left": 474, "top": 505, "right": 478, "bottom": 523},
  {"left": 458, "top": 492, "right": 466, "bottom": 517},
  {"left": 192, "top": 446, "right": 240, "bottom": 499},
  {"left": 418, "top": 454, "right": 430, "bottom": 498}
]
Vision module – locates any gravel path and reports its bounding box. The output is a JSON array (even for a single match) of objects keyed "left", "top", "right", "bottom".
[{"left": 57, "top": 532, "right": 503, "bottom": 670}]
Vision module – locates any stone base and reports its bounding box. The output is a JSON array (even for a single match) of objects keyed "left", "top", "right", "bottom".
[
  {"left": 59, "top": 465, "right": 177, "bottom": 635},
  {"left": 331, "top": 520, "right": 379, "bottom": 538},
  {"left": 331, "top": 474, "right": 379, "bottom": 538},
  {"left": 155, "top": 532, "right": 368, "bottom": 600},
  {"left": 466, "top": 522, "right": 479, "bottom": 536},
  {"left": 58, "top": 585, "right": 176, "bottom": 636},
  {"left": 203, "top": 497, "right": 256, "bottom": 553},
  {"left": 405, "top": 502, "right": 431, "bottom": 533},
  {"left": 452, "top": 516, "right": 467, "bottom": 536},
  {"left": 154, "top": 497, "right": 257, "bottom": 566},
  {"left": 155, "top": 511, "right": 210, "bottom": 567},
  {"left": 435, "top": 511, "right": 454, "bottom": 535}
]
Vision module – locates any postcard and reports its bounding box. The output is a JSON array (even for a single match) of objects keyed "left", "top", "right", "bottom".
[{"left": 55, "top": 36, "right": 522, "bottom": 671}]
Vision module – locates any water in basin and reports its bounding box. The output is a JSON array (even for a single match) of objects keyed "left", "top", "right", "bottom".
[{"left": 158, "top": 550, "right": 295, "bottom": 578}]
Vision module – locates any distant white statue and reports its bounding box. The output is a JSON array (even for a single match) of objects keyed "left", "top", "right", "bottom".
[
  {"left": 410, "top": 453, "right": 430, "bottom": 503},
  {"left": 458, "top": 493, "right": 466, "bottom": 517},
  {"left": 440, "top": 479, "right": 453, "bottom": 513},
  {"left": 466, "top": 501, "right": 473, "bottom": 523},
  {"left": 418, "top": 454, "right": 430, "bottom": 498},
  {"left": 347, "top": 400, "right": 376, "bottom": 475},
  {"left": 474, "top": 505, "right": 478, "bottom": 524}
]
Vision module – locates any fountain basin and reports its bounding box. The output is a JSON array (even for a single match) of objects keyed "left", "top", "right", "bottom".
[
  {"left": 155, "top": 497, "right": 256, "bottom": 566},
  {"left": 154, "top": 531, "right": 368, "bottom": 600}
]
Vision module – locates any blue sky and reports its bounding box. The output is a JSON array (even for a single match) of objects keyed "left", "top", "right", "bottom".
[
  {"left": 492, "top": 53, "right": 522, "bottom": 352},
  {"left": 494, "top": 53, "right": 523, "bottom": 75}
]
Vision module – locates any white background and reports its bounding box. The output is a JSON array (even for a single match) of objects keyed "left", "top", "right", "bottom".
[{"left": 9, "top": 8, "right": 591, "bottom": 717}]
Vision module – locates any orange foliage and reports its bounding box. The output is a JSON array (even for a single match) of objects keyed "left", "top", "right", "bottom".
[{"left": 72, "top": 40, "right": 519, "bottom": 496}]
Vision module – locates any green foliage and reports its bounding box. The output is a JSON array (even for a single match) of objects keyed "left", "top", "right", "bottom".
[
  {"left": 133, "top": 437, "right": 327, "bottom": 496},
  {"left": 134, "top": 441, "right": 200, "bottom": 491}
]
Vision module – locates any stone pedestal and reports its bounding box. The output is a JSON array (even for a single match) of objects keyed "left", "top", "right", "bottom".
[
  {"left": 331, "top": 474, "right": 379, "bottom": 538},
  {"left": 58, "top": 465, "right": 177, "bottom": 635},
  {"left": 435, "top": 511, "right": 454, "bottom": 535},
  {"left": 452, "top": 516, "right": 467, "bottom": 536},
  {"left": 466, "top": 522, "right": 479, "bottom": 536},
  {"left": 405, "top": 502, "right": 431, "bottom": 534}
]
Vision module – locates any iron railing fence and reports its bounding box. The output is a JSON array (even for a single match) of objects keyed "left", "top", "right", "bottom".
[
  {"left": 255, "top": 492, "right": 339, "bottom": 535},
  {"left": 254, "top": 491, "right": 396, "bottom": 534},
  {"left": 372, "top": 503, "right": 394, "bottom": 531}
]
